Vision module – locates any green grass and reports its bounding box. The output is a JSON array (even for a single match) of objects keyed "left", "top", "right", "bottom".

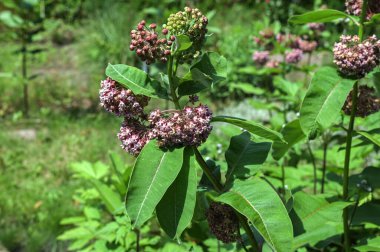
[{"left": 0, "top": 113, "right": 132, "bottom": 252}]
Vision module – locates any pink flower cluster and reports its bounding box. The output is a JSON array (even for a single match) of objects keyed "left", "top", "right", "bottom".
[
  {"left": 149, "top": 105, "right": 213, "bottom": 148},
  {"left": 252, "top": 28, "right": 320, "bottom": 68},
  {"left": 100, "top": 78, "right": 213, "bottom": 156},
  {"left": 346, "top": 0, "right": 380, "bottom": 20},
  {"left": 99, "top": 78, "right": 149, "bottom": 118},
  {"left": 308, "top": 23, "right": 325, "bottom": 32},
  {"left": 252, "top": 51, "right": 270, "bottom": 66},
  {"left": 286, "top": 49, "right": 303, "bottom": 64},
  {"left": 333, "top": 35, "right": 380, "bottom": 77},
  {"left": 130, "top": 20, "right": 173, "bottom": 64},
  {"left": 118, "top": 119, "right": 151, "bottom": 156}
]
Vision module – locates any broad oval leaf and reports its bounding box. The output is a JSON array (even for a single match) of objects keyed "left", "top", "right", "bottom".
[
  {"left": 125, "top": 140, "right": 184, "bottom": 228},
  {"left": 212, "top": 116, "right": 286, "bottom": 143},
  {"left": 156, "top": 147, "right": 197, "bottom": 240},
  {"left": 216, "top": 178, "right": 293, "bottom": 252},
  {"left": 299, "top": 67, "right": 356, "bottom": 138},
  {"left": 225, "top": 132, "right": 271, "bottom": 183},
  {"left": 272, "top": 119, "right": 306, "bottom": 160},
  {"left": 288, "top": 9, "right": 359, "bottom": 26},
  {"left": 105, "top": 63, "right": 168, "bottom": 99},
  {"left": 290, "top": 191, "right": 351, "bottom": 249}
]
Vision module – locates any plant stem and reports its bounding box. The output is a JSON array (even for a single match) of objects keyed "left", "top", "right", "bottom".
[
  {"left": 22, "top": 42, "right": 29, "bottom": 118},
  {"left": 168, "top": 55, "right": 180, "bottom": 109},
  {"left": 281, "top": 158, "right": 286, "bottom": 194},
  {"left": 135, "top": 229, "right": 140, "bottom": 252},
  {"left": 343, "top": 1, "right": 367, "bottom": 250},
  {"left": 193, "top": 148, "right": 223, "bottom": 192},
  {"left": 307, "top": 141, "right": 317, "bottom": 194},
  {"left": 321, "top": 141, "right": 328, "bottom": 194},
  {"left": 342, "top": 82, "right": 358, "bottom": 252}
]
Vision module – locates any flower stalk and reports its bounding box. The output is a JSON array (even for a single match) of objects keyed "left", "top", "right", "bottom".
[{"left": 342, "top": 1, "right": 368, "bottom": 250}]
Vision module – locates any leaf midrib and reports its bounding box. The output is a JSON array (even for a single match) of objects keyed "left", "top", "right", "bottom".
[
  {"left": 229, "top": 190, "right": 277, "bottom": 251},
  {"left": 108, "top": 64, "right": 152, "bottom": 94},
  {"left": 133, "top": 152, "right": 167, "bottom": 227}
]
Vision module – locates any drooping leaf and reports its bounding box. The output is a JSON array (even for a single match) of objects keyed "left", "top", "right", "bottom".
[
  {"left": 272, "top": 119, "right": 306, "bottom": 160},
  {"left": 225, "top": 132, "right": 271, "bottom": 182},
  {"left": 289, "top": 9, "right": 359, "bottom": 26},
  {"left": 156, "top": 147, "right": 197, "bottom": 240},
  {"left": 291, "top": 191, "right": 351, "bottom": 249},
  {"left": 212, "top": 116, "right": 286, "bottom": 143},
  {"left": 216, "top": 178, "right": 293, "bottom": 252},
  {"left": 178, "top": 52, "right": 227, "bottom": 96},
  {"left": 125, "top": 140, "right": 184, "bottom": 228},
  {"left": 299, "top": 67, "right": 356, "bottom": 138},
  {"left": 105, "top": 64, "right": 168, "bottom": 99}
]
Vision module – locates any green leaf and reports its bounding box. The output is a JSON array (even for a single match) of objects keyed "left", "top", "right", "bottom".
[
  {"left": 90, "top": 179, "right": 122, "bottom": 213},
  {"left": 216, "top": 178, "right": 293, "bottom": 252},
  {"left": 365, "top": 13, "right": 380, "bottom": 25},
  {"left": 0, "top": 11, "right": 23, "bottom": 28},
  {"left": 175, "top": 34, "right": 192, "bottom": 52},
  {"left": 289, "top": 9, "right": 359, "bottom": 26},
  {"left": 299, "top": 67, "right": 356, "bottom": 138},
  {"left": 273, "top": 76, "right": 301, "bottom": 98},
  {"left": 357, "top": 130, "right": 380, "bottom": 147},
  {"left": 272, "top": 119, "right": 306, "bottom": 160},
  {"left": 230, "top": 82, "right": 265, "bottom": 95},
  {"left": 354, "top": 237, "right": 380, "bottom": 252},
  {"left": 212, "top": 116, "right": 286, "bottom": 143},
  {"left": 291, "top": 191, "right": 351, "bottom": 249},
  {"left": 125, "top": 140, "right": 184, "bottom": 228},
  {"left": 225, "top": 132, "right": 271, "bottom": 182},
  {"left": 105, "top": 64, "right": 168, "bottom": 99},
  {"left": 178, "top": 52, "right": 227, "bottom": 96},
  {"left": 156, "top": 147, "right": 197, "bottom": 240}
]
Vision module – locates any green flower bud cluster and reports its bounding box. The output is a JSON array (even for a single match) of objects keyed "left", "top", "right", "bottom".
[{"left": 163, "top": 7, "right": 208, "bottom": 63}]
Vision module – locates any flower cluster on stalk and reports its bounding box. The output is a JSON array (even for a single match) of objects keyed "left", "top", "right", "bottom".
[
  {"left": 99, "top": 79, "right": 213, "bottom": 156},
  {"left": 206, "top": 202, "right": 239, "bottom": 243},
  {"left": 252, "top": 27, "right": 320, "bottom": 68},
  {"left": 129, "top": 20, "right": 172, "bottom": 64},
  {"left": 346, "top": 0, "right": 380, "bottom": 20},
  {"left": 343, "top": 85, "right": 380, "bottom": 117},
  {"left": 163, "top": 7, "right": 209, "bottom": 63},
  {"left": 333, "top": 35, "right": 380, "bottom": 78},
  {"left": 149, "top": 105, "right": 213, "bottom": 148}
]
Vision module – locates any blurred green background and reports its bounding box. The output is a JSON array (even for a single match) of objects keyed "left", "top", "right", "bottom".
[{"left": 0, "top": 0, "right": 374, "bottom": 251}]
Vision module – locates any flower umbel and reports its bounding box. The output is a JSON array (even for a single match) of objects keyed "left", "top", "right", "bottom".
[
  {"left": 333, "top": 35, "right": 380, "bottom": 77},
  {"left": 118, "top": 119, "right": 151, "bottom": 156},
  {"left": 206, "top": 202, "right": 239, "bottom": 243},
  {"left": 148, "top": 105, "right": 213, "bottom": 148},
  {"left": 99, "top": 78, "right": 150, "bottom": 118},
  {"left": 130, "top": 20, "right": 172, "bottom": 64}
]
